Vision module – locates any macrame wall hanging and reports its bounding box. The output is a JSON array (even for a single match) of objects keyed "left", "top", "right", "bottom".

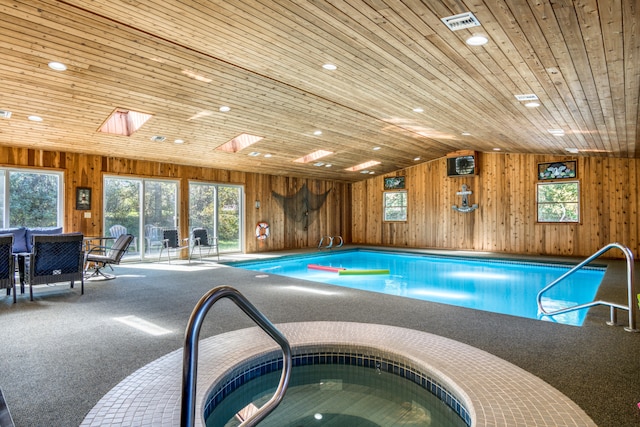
[{"left": 272, "top": 183, "right": 332, "bottom": 230}]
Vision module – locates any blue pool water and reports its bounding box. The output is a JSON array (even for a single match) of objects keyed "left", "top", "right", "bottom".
[{"left": 230, "top": 249, "right": 606, "bottom": 326}]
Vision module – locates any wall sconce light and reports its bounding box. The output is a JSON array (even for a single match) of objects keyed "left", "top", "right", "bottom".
[{"left": 255, "top": 200, "right": 260, "bottom": 209}]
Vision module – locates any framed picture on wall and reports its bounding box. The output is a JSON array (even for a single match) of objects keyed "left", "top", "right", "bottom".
[
  {"left": 538, "top": 160, "right": 577, "bottom": 180},
  {"left": 76, "top": 187, "right": 91, "bottom": 210},
  {"left": 384, "top": 176, "right": 406, "bottom": 190}
]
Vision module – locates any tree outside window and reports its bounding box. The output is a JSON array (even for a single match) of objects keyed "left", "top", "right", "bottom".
[
  {"left": 383, "top": 191, "right": 407, "bottom": 222},
  {"left": 536, "top": 181, "right": 579, "bottom": 222},
  {"left": 8, "top": 171, "right": 61, "bottom": 227}
]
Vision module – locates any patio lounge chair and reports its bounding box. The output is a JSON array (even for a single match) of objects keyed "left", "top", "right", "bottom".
[
  {"left": 84, "top": 233, "right": 134, "bottom": 279},
  {"left": 109, "top": 224, "right": 137, "bottom": 252},
  {"left": 159, "top": 229, "right": 189, "bottom": 263},
  {"left": 189, "top": 228, "right": 219, "bottom": 261}
]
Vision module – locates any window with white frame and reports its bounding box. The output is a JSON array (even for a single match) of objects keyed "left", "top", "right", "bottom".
[
  {"left": 103, "top": 176, "right": 179, "bottom": 259},
  {"left": 0, "top": 168, "right": 63, "bottom": 227},
  {"left": 536, "top": 181, "right": 580, "bottom": 223},
  {"left": 383, "top": 191, "right": 407, "bottom": 222},
  {"left": 188, "top": 182, "right": 243, "bottom": 253}
]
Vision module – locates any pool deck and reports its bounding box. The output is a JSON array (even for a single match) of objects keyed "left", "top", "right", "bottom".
[{"left": 1, "top": 245, "right": 639, "bottom": 426}]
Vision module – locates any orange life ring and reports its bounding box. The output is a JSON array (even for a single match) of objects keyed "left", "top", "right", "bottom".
[{"left": 256, "top": 222, "right": 270, "bottom": 240}]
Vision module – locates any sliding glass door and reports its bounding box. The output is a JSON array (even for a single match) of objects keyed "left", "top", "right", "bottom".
[
  {"left": 104, "top": 176, "right": 178, "bottom": 259},
  {"left": 189, "top": 182, "right": 242, "bottom": 253}
]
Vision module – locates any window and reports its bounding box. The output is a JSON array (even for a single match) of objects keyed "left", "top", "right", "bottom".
[
  {"left": 383, "top": 191, "right": 407, "bottom": 222},
  {"left": 536, "top": 181, "right": 579, "bottom": 223},
  {"left": 0, "top": 168, "right": 63, "bottom": 227}
]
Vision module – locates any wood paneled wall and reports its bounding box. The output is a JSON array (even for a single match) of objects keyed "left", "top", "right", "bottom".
[
  {"left": 0, "top": 147, "right": 350, "bottom": 254},
  {"left": 352, "top": 153, "right": 640, "bottom": 259},
  {"left": 4, "top": 145, "right": 638, "bottom": 259}
]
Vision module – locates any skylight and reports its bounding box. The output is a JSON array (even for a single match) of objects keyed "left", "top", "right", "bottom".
[
  {"left": 99, "top": 108, "right": 153, "bottom": 136},
  {"left": 293, "top": 150, "right": 334, "bottom": 163},
  {"left": 345, "top": 160, "right": 381, "bottom": 171},
  {"left": 215, "top": 133, "right": 263, "bottom": 153}
]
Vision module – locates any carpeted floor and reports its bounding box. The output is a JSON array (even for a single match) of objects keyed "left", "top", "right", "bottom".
[{"left": 1, "top": 247, "right": 639, "bottom": 427}]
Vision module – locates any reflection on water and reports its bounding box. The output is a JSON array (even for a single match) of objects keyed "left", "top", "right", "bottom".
[
  {"left": 231, "top": 250, "right": 605, "bottom": 326},
  {"left": 208, "top": 364, "right": 466, "bottom": 427}
]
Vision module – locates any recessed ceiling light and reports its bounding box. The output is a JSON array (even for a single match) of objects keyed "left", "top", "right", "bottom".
[
  {"left": 313, "top": 130, "right": 322, "bottom": 136},
  {"left": 493, "top": 147, "right": 502, "bottom": 151},
  {"left": 219, "top": 106, "right": 231, "bottom": 112},
  {"left": 174, "top": 139, "right": 184, "bottom": 144},
  {"left": 565, "top": 147, "right": 579, "bottom": 153},
  {"left": 264, "top": 153, "right": 272, "bottom": 158},
  {"left": 548, "top": 129, "right": 565, "bottom": 136},
  {"left": 466, "top": 34, "right": 488, "bottom": 46},
  {"left": 461, "top": 132, "right": 472, "bottom": 136},
  {"left": 369, "top": 171, "right": 375, "bottom": 174},
  {"left": 360, "top": 170, "right": 369, "bottom": 174},
  {"left": 325, "top": 164, "right": 332, "bottom": 167},
  {"left": 372, "top": 146, "right": 381, "bottom": 151},
  {"left": 322, "top": 63, "right": 337, "bottom": 70},
  {"left": 413, "top": 107, "right": 424, "bottom": 113},
  {"left": 414, "top": 157, "right": 421, "bottom": 161},
  {"left": 48, "top": 61, "right": 67, "bottom": 71},
  {"left": 28, "top": 115, "right": 43, "bottom": 122},
  {"left": 524, "top": 102, "right": 540, "bottom": 108}
]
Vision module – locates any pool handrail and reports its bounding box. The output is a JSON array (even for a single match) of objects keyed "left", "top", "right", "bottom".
[
  {"left": 181, "top": 286, "right": 292, "bottom": 427},
  {"left": 536, "top": 242, "right": 638, "bottom": 332}
]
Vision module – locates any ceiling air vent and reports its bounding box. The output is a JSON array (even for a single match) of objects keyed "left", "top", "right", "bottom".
[
  {"left": 150, "top": 135, "right": 166, "bottom": 142},
  {"left": 0, "top": 110, "right": 12, "bottom": 119},
  {"left": 514, "top": 94, "right": 539, "bottom": 101},
  {"left": 441, "top": 12, "right": 481, "bottom": 31}
]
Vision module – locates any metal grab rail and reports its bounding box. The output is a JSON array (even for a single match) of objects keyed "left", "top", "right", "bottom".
[
  {"left": 318, "top": 235, "right": 343, "bottom": 249},
  {"left": 181, "top": 286, "right": 292, "bottom": 427},
  {"left": 536, "top": 242, "right": 638, "bottom": 332}
]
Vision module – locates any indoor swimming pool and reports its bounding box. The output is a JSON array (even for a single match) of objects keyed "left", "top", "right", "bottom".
[{"left": 230, "top": 249, "right": 606, "bottom": 326}]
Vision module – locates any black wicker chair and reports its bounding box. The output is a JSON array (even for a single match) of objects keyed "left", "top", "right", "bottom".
[
  {"left": 84, "top": 233, "right": 134, "bottom": 279},
  {"left": 0, "top": 235, "right": 16, "bottom": 303},
  {"left": 23, "top": 233, "right": 84, "bottom": 301},
  {"left": 189, "top": 228, "right": 219, "bottom": 261}
]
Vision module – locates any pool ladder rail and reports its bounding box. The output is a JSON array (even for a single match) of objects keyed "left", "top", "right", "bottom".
[
  {"left": 181, "top": 286, "right": 292, "bottom": 427},
  {"left": 318, "top": 235, "right": 343, "bottom": 249},
  {"left": 536, "top": 242, "right": 638, "bottom": 332}
]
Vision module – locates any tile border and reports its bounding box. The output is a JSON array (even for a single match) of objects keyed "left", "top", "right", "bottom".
[{"left": 81, "top": 322, "right": 596, "bottom": 427}]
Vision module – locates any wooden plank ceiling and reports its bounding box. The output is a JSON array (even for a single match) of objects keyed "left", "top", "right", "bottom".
[{"left": 0, "top": 0, "right": 637, "bottom": 182}]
